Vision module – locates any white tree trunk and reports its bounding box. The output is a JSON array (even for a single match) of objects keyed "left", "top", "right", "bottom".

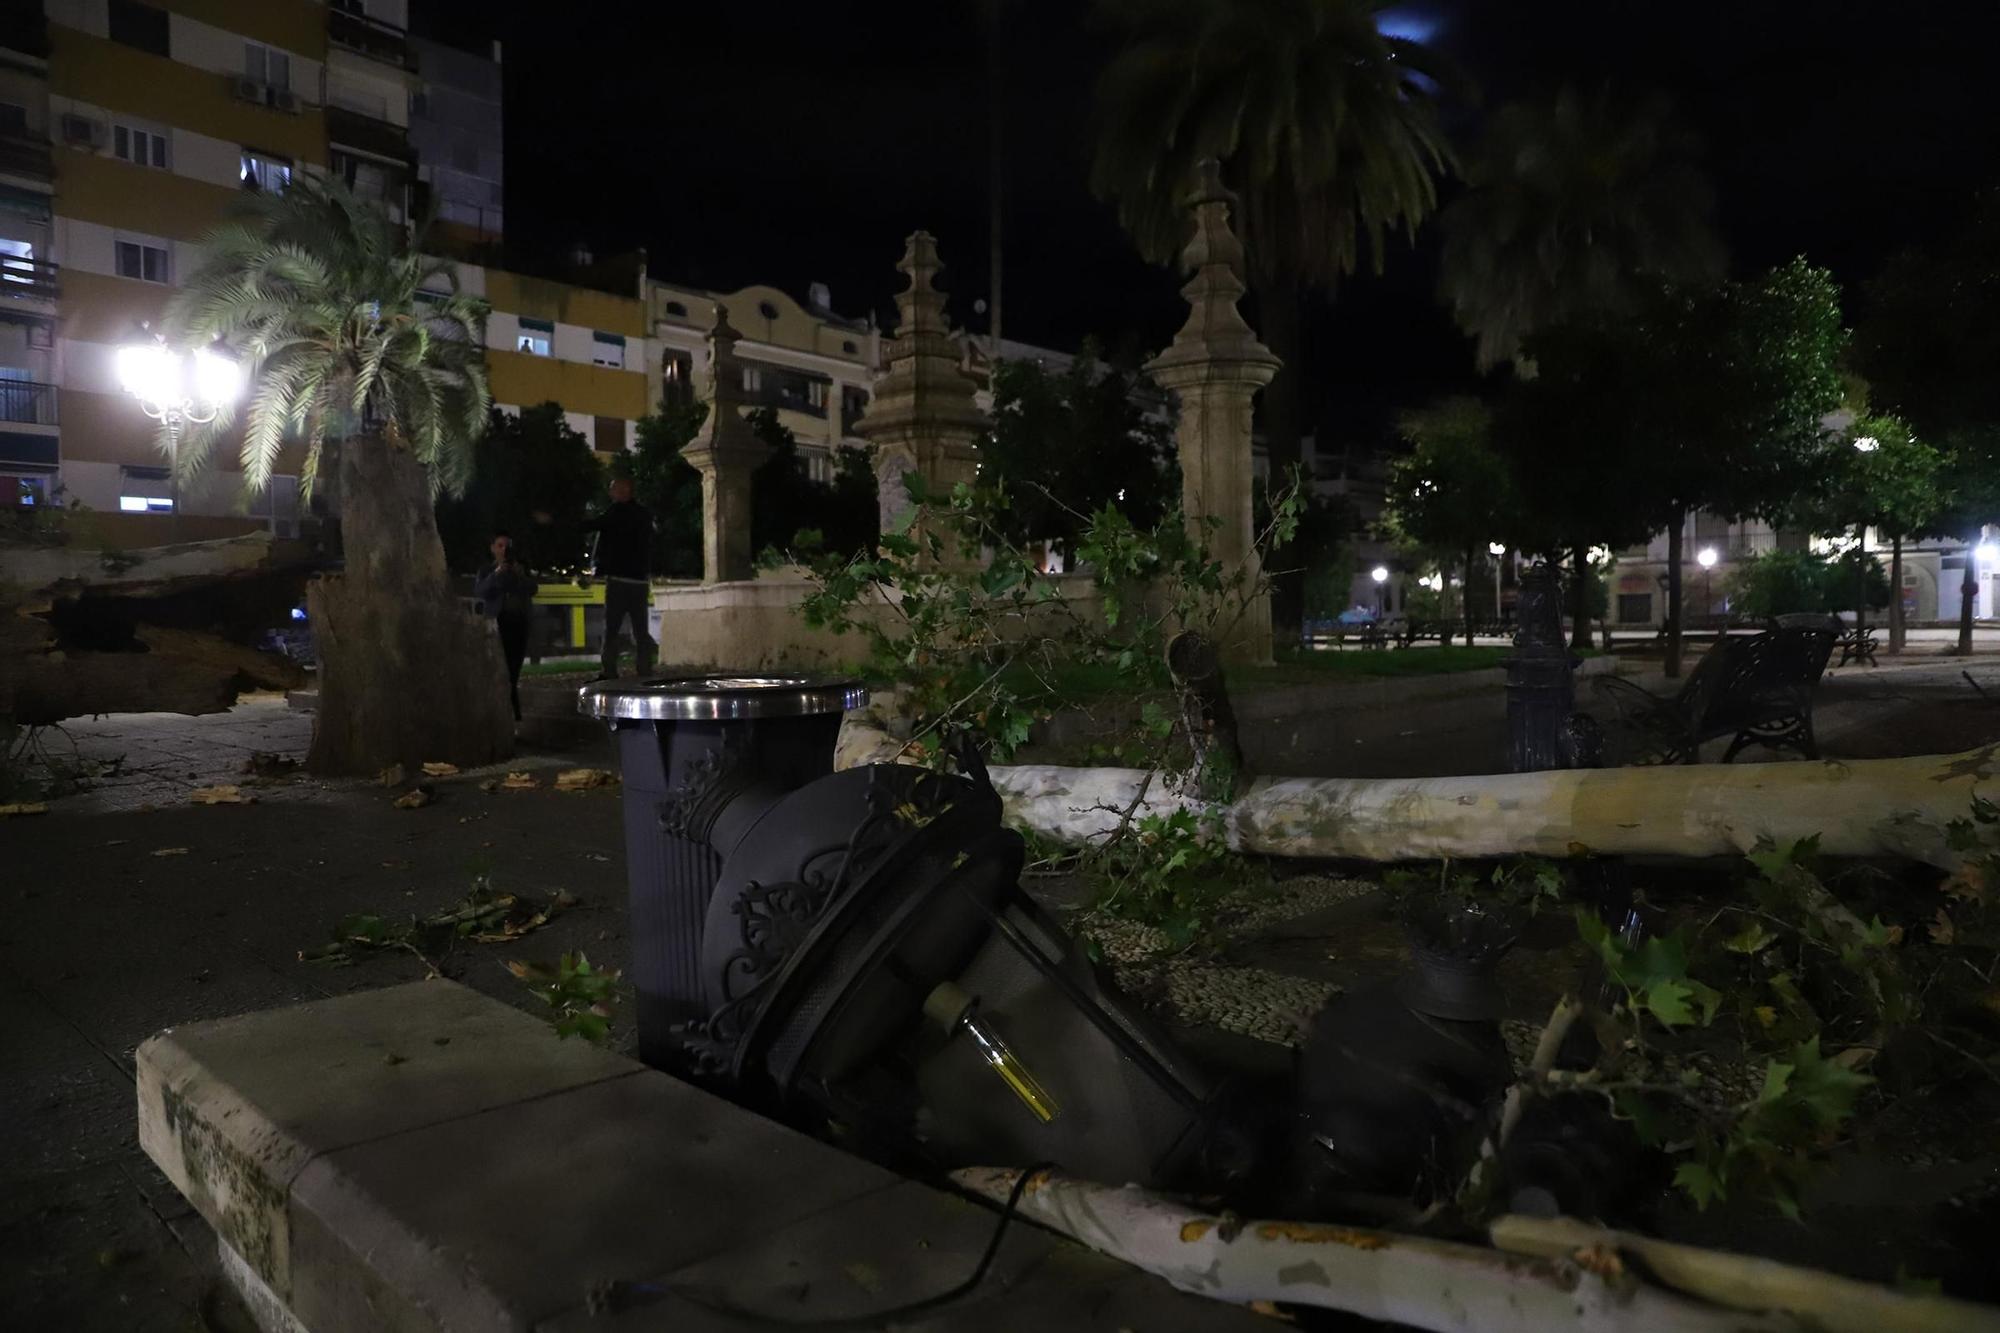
[{"left": 951, "top": 1168, "right": 1799, "bottom": 1332}]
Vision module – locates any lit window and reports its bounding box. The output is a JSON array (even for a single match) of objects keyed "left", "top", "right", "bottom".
[
  {"left": 119, "top": 466, "right": 173, "bottom": 511},
  {"left": 240, "top": 151, "right": 291, "bottom": 193},
  {"left": 516, "top": 317, "right": 552, "bottom": 357},
  {"left": 119, "top": 495, "right": 174, "bottom": 512},
  {"left": 113, "top": 122, "right": 169, "bottom": 169},
  {"left": 244, "top": 42, "right": 292, "bottom": 92},
  {"left": 741, "top": 366, "right": 763, "bottom": 392},
  {"left": 115, "top": 239, "right": 170, "bottom": 284},
  {"left": 591, "top": 331, "right": 625, "bottom": 369},
  {"left": 807, "top": 380, "right": 827, "bottom": 409}
]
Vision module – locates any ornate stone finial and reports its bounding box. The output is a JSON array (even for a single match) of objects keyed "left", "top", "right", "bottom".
[
  {"left": 1180, "top": 158, "right": 1246, "bottom": 283},
  {"left": 894, "top": 231, "right": 950, "bottom": 339},
  {"left": 703, "top": 302, "right": 746, "bottom": 413}
]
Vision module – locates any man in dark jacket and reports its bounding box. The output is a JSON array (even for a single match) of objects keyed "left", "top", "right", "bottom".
[
  {"left": 473, "top": 530, "right": 538, "bottom": 721},
  {"left": 581, "top": 477, "right": 654, "bottom": 679}
]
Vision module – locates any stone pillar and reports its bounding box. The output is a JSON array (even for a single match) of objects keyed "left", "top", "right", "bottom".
[
  {"left": 854, "top": 232, "right": 986, "bottom": 538},
  {"left": 680, "top": 305, "right": 771, "bottom": 584},
  {"left": 1144, "top": 160, "right": 1282, "bottom": 663}
]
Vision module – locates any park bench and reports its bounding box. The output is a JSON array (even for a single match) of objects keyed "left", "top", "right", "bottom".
[
  {"left": 1591, "top": 617, "right": 1839, "bottom": 764},
  {"left": 1835, "top": 622, "right": 1879, "bottom": 668}
]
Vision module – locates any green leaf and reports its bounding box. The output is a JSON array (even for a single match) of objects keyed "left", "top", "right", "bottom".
[
  {"left": 1642, "top": 977, "right": 1698, "bottom": 1027},
  {"left": 1757, "top": 1059, "right": 1795, "bottom": 1105},
  {"left": 1674, "top": 1162, "right": 1725, "bottom": 1209},
  {"left": 1724, "top": 920, "right": 1778, "bottom": 955}
]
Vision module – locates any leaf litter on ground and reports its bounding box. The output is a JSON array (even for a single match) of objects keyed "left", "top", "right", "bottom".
[{"left": 300, "top": 878, "right": 580, "bottom": 968}]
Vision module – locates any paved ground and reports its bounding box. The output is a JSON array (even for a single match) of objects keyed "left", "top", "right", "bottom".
[{"left": 5, "top": 656, "right": 1998, "bottom": 1328}]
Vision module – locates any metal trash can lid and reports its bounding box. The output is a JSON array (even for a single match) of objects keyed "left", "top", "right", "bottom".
[{"left": 579, "top": 674, "right": 868, "bottom": 722}]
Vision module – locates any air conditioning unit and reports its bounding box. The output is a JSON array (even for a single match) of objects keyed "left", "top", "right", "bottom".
[
  {"left": 230, "top": 76, "right": 264, "bottom": 103},
  {"left": 268, "top": 88, "right": 301, "bottom": 115},
  {"left": 59, "top": 114, "right": 102, "bottom": 148}
]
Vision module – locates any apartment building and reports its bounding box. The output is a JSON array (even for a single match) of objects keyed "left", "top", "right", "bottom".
[
  {"left": 651, "top": 279, "right": 879, "bottom": 481},
  {"left": 0, "top": 12, "right": 57, "bottom": 508}
]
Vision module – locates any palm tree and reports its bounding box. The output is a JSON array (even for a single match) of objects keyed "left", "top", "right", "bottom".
[
  {"left": 1438, "top": 87, "right": 1725, "bottom": 652},
  {"left": 166, "top": 177, "right": 513, "bottom": 774},
  {"left": 1091, "top": 0, "right": 1454, "bottom": 636}
]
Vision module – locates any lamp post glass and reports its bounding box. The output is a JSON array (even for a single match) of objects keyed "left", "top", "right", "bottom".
[{"left": 118, "top": 340, "right": 244, "bottom": 525}]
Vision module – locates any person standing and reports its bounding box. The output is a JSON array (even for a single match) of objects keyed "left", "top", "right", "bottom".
[
  {"left": 473, "top": 530, "right": 538, "bottom": 721},
  {"left": 582, "top": 476, "right": 654, "bottom": 679}
]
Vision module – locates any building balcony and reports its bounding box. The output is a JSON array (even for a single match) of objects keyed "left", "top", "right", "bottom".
[
  {"left": 326, "top": 103, "right": 412, "bottom": 166},
  {"left": 0, "top": 256, "right": 58, "bottom": 304},
  {"left": 0, "top": 129, "right": 53, "bottom": 183},
  {"left": 0, "top": 378, "right": 58, "bottom": 428},
  {"left": 0, "top": 8, "right": 51, "bottom": 60},
  {"left": 329, "top": 7, "right": 415, "bottom": 72}
]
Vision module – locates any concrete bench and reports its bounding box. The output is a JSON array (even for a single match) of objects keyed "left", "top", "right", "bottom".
[{"left": 138, "top": 980, "right": 1266, "bottom": 1332}]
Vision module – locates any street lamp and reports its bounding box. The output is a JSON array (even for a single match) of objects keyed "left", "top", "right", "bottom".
[
  {"left": 1487, "top": 542, "right": 1506, "bottom": 622},
  {"left": 1853, "top": 435, "right": 1880, "bottom": 453},
  {"left": 1697, "top": 546, "right": 1719, "bottom": 617},
  {"left": 1371, "top": 564, "right": 1389, "bottom": 616},
  {"left": 117, "top": 337, "right": 243, "bottom": 532}
]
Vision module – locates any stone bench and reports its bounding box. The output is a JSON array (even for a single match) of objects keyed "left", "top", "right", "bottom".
[{"left": 138, "top": 980, "right": 1265, "bottom": 1332}]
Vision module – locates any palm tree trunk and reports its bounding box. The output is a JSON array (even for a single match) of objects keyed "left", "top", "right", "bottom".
[
  {"left": 1665, "top": 508, "right": 1686, "bottom": 679},
  {"left": 306, "top": 435, "right": 514, "bottom": 775},
  {"left": 1889, "top": 535, "right": 1904, "bottom": 654},
  {"left": 1569, "top": 543, "right": 1591, "bottom": 653},
  {"left": 1252, "top": 275, "right": 1304, "bottom": 651}
]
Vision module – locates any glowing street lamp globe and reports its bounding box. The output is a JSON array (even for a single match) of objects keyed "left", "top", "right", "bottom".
[
  {"left": 1370, "top": 565, "right": 1389, "bottom": 584},
  {"left": 1979, "top": 544, "right": 2000, "bottom": 565},
  {"left": 1853, "top": 435, "right": 1880, "bottom": 453},
  {"left": 1697, "top": 547, "right": 1719, "bottom": 570},
  {"left": 1487, "top": 541, "right": 1506, "bottom": 557},
  {"left": 117, "top": 337, "right": 242, "bottom": 432}
]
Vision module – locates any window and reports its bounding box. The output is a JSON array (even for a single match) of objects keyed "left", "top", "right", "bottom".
[
  {"left": 591, "top": 332, "right": 625, "bottom": 369},
  {"left": 515, "top": 317, "right": 552, "bottom": 357},
  {"left": 108, "top": 0, "right": 170, "bottom": 56},
  {"left": 113, "top": 123, "right": 169, "bottom": 169},
  {"left": 757, "top": 300, "right": 780, "bottom": 321},
  {"left": 664, "top": 300, "right": 688, "bottom": 318},
  {"left": 410, "top": 90, "right": 430, "bottom": 118},
  {"left": 244, "top": 42, "right": 292, "bottom": 93},
  {"left": 741, "top": 366, "right": 762, "bottom": 393},
  {"left": 115, "top": 239, "right": 170, "bottom": 284},
  {"left": 240, "top": 151, "right": 291, "bottom": 193},
  {"left": 807, "top": 380, "right": 829, "bottom": 409},
  {"left": 1617, "top": 593, "right": 1653, "bottom": 625},
  {"left": 661, "top": 351, "right": 694, "bottom": 408},
  {"left": 0, "top": 103, "right": 26, "bottom": 135},
  {"left": 841, "top": 339, "right": 858, "bottom": 355},
  {"left": 119, "top": 466, "right": 174, "bottom": 513},
  {"left": 6, "top": 474, "right": 52, "bottom": 508},
  {"left": 331, "top": 149, "right": 393, "bottom": 203},
  {"left": 593, "top": 417, "right": 627, "bottom": 453}
]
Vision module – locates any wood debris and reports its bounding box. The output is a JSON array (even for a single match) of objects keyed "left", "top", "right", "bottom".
[
  {"left": 190, "top": 784, "right": 255, "bottom": 805},
  {"left": 553, "top": 767, "right": 617, "bottom": 791}
]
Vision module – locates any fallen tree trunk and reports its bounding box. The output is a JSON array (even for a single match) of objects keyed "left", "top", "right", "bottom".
[
  {"left": 1489, "top": 1214, "right": 1999, "bottom": 1333},
  {"left": 951, "top": 1167, "right": 1800, "bottom": 1331},
  {"left": 989, "top": 753, "right": 1988, "bottom": 868},
  {"left": 834, "top": 710, "right": 1991, "bottom": 867}
]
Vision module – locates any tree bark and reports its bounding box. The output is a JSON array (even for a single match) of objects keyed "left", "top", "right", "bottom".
[
  {"left": 305, "top": 434, "right": 513, "bottom": 775},
  {"left": 1569, "top": 543, "right": 1592, "bottom": 652},
  {"left": 1251, "top": 276, "right": 1304, "bottom": 652},
  {"left": 1889, "top": 535, "right": 1905, "bottom": 654},
  {"left": 1960, "top": 543, "right": 1978, "bottom": 656},
  {"left": 972, "top": 753, "right": 1989, "bottom": 869},
  {"left": 1664, "top": 508, "right": 1686, "bottom": 678},
  {"left": 952, "top": 1168, "right": 1802, "bottom": 1333}
]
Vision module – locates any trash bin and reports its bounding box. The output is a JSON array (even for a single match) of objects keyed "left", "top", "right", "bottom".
[{"left": 579, "top": 675, "right": 866, "bottom": 1070}]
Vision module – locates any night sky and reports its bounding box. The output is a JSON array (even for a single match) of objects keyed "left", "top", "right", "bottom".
[{"left": 419, "top": 0, "right": 2000, "bottom": 448}]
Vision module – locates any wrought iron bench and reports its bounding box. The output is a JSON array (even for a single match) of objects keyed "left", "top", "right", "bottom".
[
  {"left": 1835, "top": 623, "right": 1879, "bottom": 668},
  {"left": 1591, "top": 618, "right": 1839, "bottom": 764}
]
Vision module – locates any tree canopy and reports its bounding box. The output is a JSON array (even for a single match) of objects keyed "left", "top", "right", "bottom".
[
  {"left": 436, "top": 404, "right": 604, "bottom": 574},
  {"left": 979, "top": 348, "right": 1174, "bottom": 551},
  {"left": 1438, "top": 87, "right": 1726, "bottom": 372},
  {"left": 167, "top": 176, "right": 490, "bottom": 500},
  {"left": 1381, "top": 396, "right": 1516, "bottom": 560}
]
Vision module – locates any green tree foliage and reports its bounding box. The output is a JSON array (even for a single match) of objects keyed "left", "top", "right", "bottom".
[
  {"left": 166, "top": 176, "right": 490, "bottom": 500},
  {"left": 1438, "top": 88, "right": 1726, "bottom": 372},
  {"left": 1091, "top": 0, "right": 1454, "bottom": 629},
  {"left": 436, "top": 405, "right": 604, "bottom": 574},
  {"left": 1503, "top": 260, "right": 1846, "bottom": 671},
  {"left": 746, "top": 407, "right": 878, "bottom": 562},
  {"left": 1383, "top": 398, "right": 1515, "bottom": 632},
  {"left": 979, "top": 347, "right": 1174, "bottom": 552},
  {"left": 610, "top": 401, "right": 706, "bottom": 578},
  {"left": 1726, "top": 549, "right": 1887, "bottom": 618}
]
